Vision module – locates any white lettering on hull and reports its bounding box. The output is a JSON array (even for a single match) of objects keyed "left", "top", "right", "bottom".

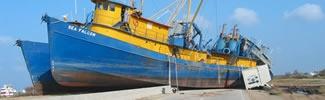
[{"left": 68, "top": 25, "right": 96, "bottom": 37}]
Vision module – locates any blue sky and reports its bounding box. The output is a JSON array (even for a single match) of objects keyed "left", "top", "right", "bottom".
[{"left": 0, "top": 0, "right": 325, "bottom": 90}]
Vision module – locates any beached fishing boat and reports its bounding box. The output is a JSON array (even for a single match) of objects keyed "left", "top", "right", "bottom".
[
  {"left": 17, "top": 40, "right": 135, "bottom": 94},
  {"left": 42, "top": 0, "right": 271, "bottom": 89}
]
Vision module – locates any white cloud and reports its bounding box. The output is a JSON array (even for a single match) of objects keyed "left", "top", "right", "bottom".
[
  {"left": 284, "top": 3, "right": 324, "bottom": 21},
  {"left": 195, "top": 15, "right": 216, "bottom": 40},
  {"left": 0, "top": 35, "right": 16, "bottom": 45},
  {"left": 195, "top": 15, "right": 212, "bottom": 31},
  {"left": 231, "top": 8, "right": 259, "bottom": 25}
]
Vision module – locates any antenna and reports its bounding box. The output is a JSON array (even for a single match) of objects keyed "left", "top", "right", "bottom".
[
  {"left": 74, "top": 0, "right": 78, "bottom": 20},
  {"left": 140, "top": 0, "right": 144, "bottom": 12},
  {"left": 130, "top": 0, "right": 135, "bottom": 8},
  {"left": 83, "top": 8, "right": 86, "bottom": 22},
  {"left": 232, "top": 24, "right": 237, "bottom": 38},
  {"left": 221, "top": 24, "right": 226, "bottom": 37},
  {"left": 216, "top": 0, "right": 218, "bottom": 38}
]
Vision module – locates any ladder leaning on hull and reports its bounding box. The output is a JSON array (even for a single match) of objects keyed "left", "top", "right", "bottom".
[{"left": 167, "top": 56, "right": 179, "bottom": 93}]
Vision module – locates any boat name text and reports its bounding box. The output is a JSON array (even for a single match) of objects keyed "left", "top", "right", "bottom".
[{"left": 68, "top": 25, "right": 96, "bottom": 37}]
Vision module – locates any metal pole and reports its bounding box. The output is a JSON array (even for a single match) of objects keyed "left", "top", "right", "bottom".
[
  {"left": 168, "top": 56, "right": 171, "bottom": 87},
  {"left": 185, "top": 0, "right": 203, "bottom": 45},
  {"left": 140, "top": 0, "right": 144, "bottom": 12},
  {"left": 130, "top": 0, "right": 135, "bottom": 8},
  {"left": 75, "top": 0, "right": 77, "bottom": 15},
  {"left": 190, "top": 0, "right": 203, "bottom": 24},
  {"left": 187, "top": 0, "right": 191, "bottom": 22},
  {"left": 83, "top": 8, "right": 86, "bottom": 22},
  {"left": 175, "top": 58, "right": 179, "bottom": 90},
  {"left": 218, "top": 65, "right": 220, "bottom": 85},
  {"left": 221, "top": 24, "right": 226, "bottom": 36}
]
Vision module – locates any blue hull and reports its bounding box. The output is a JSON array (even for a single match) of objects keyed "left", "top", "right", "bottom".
[
  {"left": 17, "top": 40, "right": 128, "bottom": 94},
  {"left": 17, "top": 40, "right": 65, "bottom": 94},
  {"left": 45, "top": 16, "right": 244, "bottom": 88}
]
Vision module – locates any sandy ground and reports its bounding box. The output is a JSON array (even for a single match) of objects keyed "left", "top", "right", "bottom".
[
  {"left": 1, "top": 86, "right": 169, "bottom": 100},
  {"left": 2, "top": 88, "right": 324, "bottom": 100},
  {"left": 247, "top": 90, "right": 324, "bottom": 100},
  {"left": 1, "top": 79, "right": 324, "bottom": 100},
  {"left": 139, "top": 89, "right": 250, "bottom": 100},
  {"left": 271, "top": 79, "right": 325, "bottom": 87}
]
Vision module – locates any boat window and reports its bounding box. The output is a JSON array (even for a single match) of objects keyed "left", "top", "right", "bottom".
[
  {"left": 103, "top": 2, "right": 109, "bottom": 10},
  {"left": 109, "top": 4, "right": 115, "bottom": 11},
  {"left": 96, "top": 3, "right": 103, "bottom": 10}
]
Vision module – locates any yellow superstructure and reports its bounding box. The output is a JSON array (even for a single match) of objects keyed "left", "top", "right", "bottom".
[
  {"left": 90, "top": 0, "right": 256, "bottom": 68},
  {"left": 129, "top": 15, "right": 169, "bottom": 43},
  {"left": 92, "top": 1, "right": 123, "bottom": 27}
]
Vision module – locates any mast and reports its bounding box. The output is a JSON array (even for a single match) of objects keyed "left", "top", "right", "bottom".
[
  {"left": 190, "top": 0, "right": 203, "bottom": 25},
  {"left": 185, "top": 0, "right": 204, "bottom": 46},
  {"left": 232, "top": 24, "right": 237, "bottom": 39}
]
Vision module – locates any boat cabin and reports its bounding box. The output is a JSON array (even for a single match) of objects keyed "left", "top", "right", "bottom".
[{"left": 91, "top": 0, "right": 170, "bottom": 43}]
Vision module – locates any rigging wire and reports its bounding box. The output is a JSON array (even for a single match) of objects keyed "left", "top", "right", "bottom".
[
  {"left": 149, "top": 0, "right": 179, "bottom": 20},
  {"left": 167, "top": 0, "right": 186, "bottom": 26}
]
